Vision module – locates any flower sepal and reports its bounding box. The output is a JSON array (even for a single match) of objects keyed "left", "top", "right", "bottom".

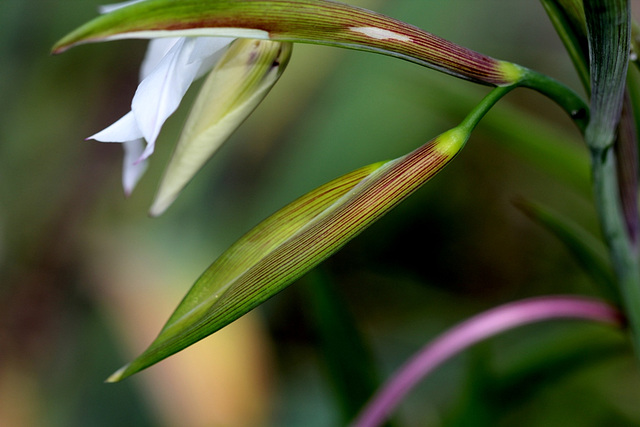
[{"left": 150, "top": 38, "right": 292, "bottom": 216}]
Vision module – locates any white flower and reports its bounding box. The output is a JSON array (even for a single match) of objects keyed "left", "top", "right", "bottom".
[
  {"left": 149, "top": 39, "right": 293, "bottom": 216},
  {"left": 89, "top": 1, "right": 233, "bottom": 195}
]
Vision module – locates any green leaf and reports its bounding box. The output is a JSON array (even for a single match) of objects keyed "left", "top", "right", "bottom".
[
  {"left": 107, "top": 126, "right": 469, "bottom": 382},
  {"left": 584, "top": 0, "right": 630, "bottom": 149},
  {"left": 631, "top": 20, "right": 640, "bottom": 68},
  {"left": 513, "top": 199, "right": 617, "bottom": 301},
  {"left": 52, "top": 0, "right": 524, "bottom": 86},
  {"left": 304, "top": 269, "right": 380, "bottom": 423},
  {"left": 582, "top": 1, "right": 640, "bottom": 350},
  {"left": 540, "top": 0, "right": 590, "bottom": 92}
]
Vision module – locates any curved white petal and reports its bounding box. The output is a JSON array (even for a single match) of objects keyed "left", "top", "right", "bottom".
[
  {"left": 140, "top": 38, "right": 181, "bottom": 80},
  {"left": 89, "top": 111, "right": 143, "bottom": 142},
  {"left": 122, "top": 138, "right": 148, "bottom": 196},
  {"left": 131, "top": 38, "right": 198, "bottom": 151},
  {"left": 131, "top": 37, "right": 234, "bottom": 157},
  {"left": 150, "top": 40, "right": 291, "bottom": 216},
  {"left": 85, "top": 10, "right": 235, "bottom": 196},
  {"left": 191, "top": 37, "right": 235, "bottom": 79}
]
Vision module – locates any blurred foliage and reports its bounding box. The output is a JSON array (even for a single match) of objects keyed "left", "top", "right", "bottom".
[{"left": 1, "top": 1, "right": 639, "bottom": 426}]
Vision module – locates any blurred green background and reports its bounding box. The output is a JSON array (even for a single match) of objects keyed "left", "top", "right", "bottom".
[{"left": 2, "top": 1, "right": 640, "bottom": 426}]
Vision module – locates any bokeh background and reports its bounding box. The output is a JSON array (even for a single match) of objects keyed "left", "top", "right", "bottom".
[{"left": 2, "top": 0, "right": 640, "bottom": 426}]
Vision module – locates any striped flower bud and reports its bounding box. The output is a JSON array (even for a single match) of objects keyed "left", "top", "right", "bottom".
[
  {"left": 107, "top": 125, "right": 471, "bottom": 382},
  {"left": 53, "top": 0, "right": 525, "bottom": 87}
]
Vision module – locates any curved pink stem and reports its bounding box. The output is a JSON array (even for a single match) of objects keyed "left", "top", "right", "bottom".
[{"left": 353, "top": 296, "right": 624, "bottom": 427}]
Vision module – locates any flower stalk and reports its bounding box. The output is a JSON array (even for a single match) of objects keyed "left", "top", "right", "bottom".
[
  {"left": 582, "top": 0, "right": 640, "bottom": 355},
  {"left": 353, "top": 297, "right": 624, "bottom": 427},
  {"left": 518, "top": 68, "right": 589, "bottom": 131},
  {"left": 51, "top": 0, "right": 638, "bottom": 396},
  {"left": 53, "top": 1, "right": 591, "bottom": 135}
]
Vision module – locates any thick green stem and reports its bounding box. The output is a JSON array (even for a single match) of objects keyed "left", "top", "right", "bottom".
[
  {"left": 507, "top": 61, "right": 640, "bottom": 354},
  {"left": 582, "top": 0, "right": 640, "bottom": 354},
  {"left": 514, "top": 61, "right": 640, "bottom": 350},
  {"left": 591, "top": 147, "right": 639, "bottom": 340},
  {"left": 522, "top": 71, "right": 640, "bottom": 350}
]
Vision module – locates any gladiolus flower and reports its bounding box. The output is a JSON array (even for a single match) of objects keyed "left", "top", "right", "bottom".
[
  {"left": 86, "top": 1, "right": 231, "bottom": 195},
  {"left": 84, "top": 2, "right": 292, "bottom": 204},
  {"left": 89, "top": 3, "right": 235, "bottom": 194},
  {"left": 56, "top": 0, "right": 532, "bottom": 197}
]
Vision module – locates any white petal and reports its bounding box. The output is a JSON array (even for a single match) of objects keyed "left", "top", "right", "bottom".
[
  {"left": 132, "top": 37, "right": 236, "bottom": 149},
  {"left": 99, "top": 0, "right": 146, "bottom": 14},
  {"left": 122, "top": 138, "right": 148, "bottom": 196},
  {"left": 131, "top": 38, "right": 200, "bottom": 148},
  {"left": 138, "top": 136, "right": 156, "bottom": 161},
  {"left": 89, "top": 111, "right": 143, "bottom": 142},
  {"left": 190, "top": 37, "right": 235, "bottom": 79},
  {"left": 99, "top": 28, "right": 270, "bottom": 43},
  {"left": 140, "top": 38, "right": 181, "bottom": 80},
  {"left": 149, "top": 39, "right": 291, "bottom": 216}
]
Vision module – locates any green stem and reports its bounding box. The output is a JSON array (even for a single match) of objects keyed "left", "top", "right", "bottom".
[
  {"left": 591, "top": 147, "right": 639, "bottom": 342},
  {"left": 581, "top": 0, "right": 640, "bottom": 354},
  {"left": 458, "top": 85, "right": 517, "bottom": 133},
  {"left": 521, "top": 69, "right": 640, "bottom": 350},
  {"left": 499, "top": 63, "right": 640, "bottom": 348},
  {"left": 519, "top": 68, "right": 590, "bottom": 132}
]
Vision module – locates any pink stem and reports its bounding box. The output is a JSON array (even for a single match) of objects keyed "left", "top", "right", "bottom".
[{"left": 353, "top": 296, "right": 624, "bottom": 427}]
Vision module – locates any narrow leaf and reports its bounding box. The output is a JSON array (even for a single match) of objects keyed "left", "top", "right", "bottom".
[
  {"left": 513, "top": 198, "right": 617, "bottom": 300},
  {"left": 52, "top": 0, "right": 524, "bottom": 86},
  {"left": 540, "top": 0, "right": 590, "bottom": 92},
  {"left": 583, "top": 1, "right": 640, "bottom": 344},
  {"left": 584, "top": 0, "right": 631, "bottom": 149},
  {"left": 107, "top": 126, "right": 469, "bottom": 382},
  {"left": 631, "top": 20, "right": 640, "bottom": 68},
  {"left": 305, "top": 269, "right": 380, "bottom": 422}
]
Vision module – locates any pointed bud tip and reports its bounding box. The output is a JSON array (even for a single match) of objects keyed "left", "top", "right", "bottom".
[
  {"left": 148, "top": 197, "right": 172, "bottom": 217},
  {"left": 52, "top": 37, "right": 78, "bottom": 55},
  {"left": 51, "top": 40, "right": 66, "bottom": 55},
  {"left": 105, "top": 365, "right": 129, "bottom": 383}
]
